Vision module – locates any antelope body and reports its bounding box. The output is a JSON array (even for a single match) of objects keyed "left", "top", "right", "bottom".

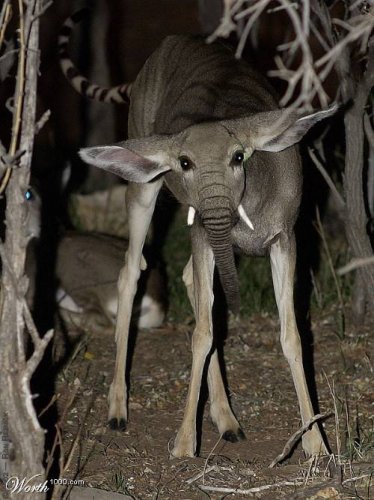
[
  {"left": 61, "top": 24, "right": 334, "bottom": 457},
  {"left": 56, "top": 232, "right": 166, "bottom": 331}
]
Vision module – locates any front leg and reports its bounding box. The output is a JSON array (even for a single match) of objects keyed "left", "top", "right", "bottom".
[
  {"left": 182, "top": 257, "right": 244, "bottom": 443},
  {"left": 171, "top": 225, "right": 215, "bottom": 457},
  {"left": 270, "top": 232, "right": 328, "bottom": 456},
  {"left": 108, "top": 180, "right": 162, "bottom": 430}
]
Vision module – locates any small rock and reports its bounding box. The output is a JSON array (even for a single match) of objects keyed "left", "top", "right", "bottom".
[
  {"left": 308, "top": 486, "right": 341, "bottom": 499},
  {"left": 238, "top": 468, "right": 256, "bottom": 477},
  {"left": 129, "top": 401, "right": 143, "bottom": 410}
]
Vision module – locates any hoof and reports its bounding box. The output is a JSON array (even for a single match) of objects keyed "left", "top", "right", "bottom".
[
  {"left": 108, "top": 417, "right": 127, "bottom": 431},
  {"left": 222, "top": 428, "right": 246, "bottom": 443},
  {"left": 170, "top": 447, "right": 196, "bottom": 458},
  {"left": 302, "top": 427, "right": 329, "bottom": 457}
]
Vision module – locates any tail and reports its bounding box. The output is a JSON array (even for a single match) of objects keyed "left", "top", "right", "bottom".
[{"left": 58, "top": 9, "right": 132, "bottom": 104}]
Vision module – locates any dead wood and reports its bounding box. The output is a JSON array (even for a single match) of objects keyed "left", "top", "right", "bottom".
[
  {"left": 207, "top": 0, "right": 374, "bottom": 319},
  {"left": 0, "top": 1, "right": 52, "bottom": 498}
]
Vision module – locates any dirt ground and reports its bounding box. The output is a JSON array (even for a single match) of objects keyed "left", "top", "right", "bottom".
[{"left": 53, "top": 307, "right": 374, "bottom": 499}]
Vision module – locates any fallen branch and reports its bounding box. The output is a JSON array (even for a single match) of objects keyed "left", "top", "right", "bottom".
[
  {"left": 269, "top": 413, "right": 332, "bottom": 468},
  {"left": 342, "top": 472, "right": 374, "bottom": 485},
  {"left": 186, "top": 465, "right": 218, "bottom": 485},
  {"left": 198, "top": 479, "right": 305, "bottom": 495}
]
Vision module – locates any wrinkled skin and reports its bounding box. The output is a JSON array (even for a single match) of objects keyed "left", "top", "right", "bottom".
[{"left": 164, "top": 122, "right": 249, "bottom": 311}]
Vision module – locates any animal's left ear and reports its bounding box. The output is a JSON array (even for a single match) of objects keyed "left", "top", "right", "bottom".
[
  {"left": 252, "top": 105, "right": 338, "bottom": 152},
  {"left": 225, "top": 105, "right": 337, "bottom": 153}
]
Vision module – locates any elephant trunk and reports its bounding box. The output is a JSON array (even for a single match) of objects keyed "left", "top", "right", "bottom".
[{"left": 200, "top": 198, "right": 240, "bottom": 313}]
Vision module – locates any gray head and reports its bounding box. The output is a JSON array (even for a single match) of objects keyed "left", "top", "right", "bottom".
[{"left": 79, "top": 106, "right": 336, "bottom": 311}]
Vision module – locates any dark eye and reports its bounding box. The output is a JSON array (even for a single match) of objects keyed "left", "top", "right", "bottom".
[
  {"left": 25, "top": 189, "right": 33, "bottom": 201},
  {"left": 179, "top": 156, "right": 193, "bottom": 171},
  {"left": 232, "top": 151, "right": 244, "bottom": 165}
]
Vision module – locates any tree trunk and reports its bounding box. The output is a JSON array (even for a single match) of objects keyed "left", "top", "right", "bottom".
[
  {"left": 340, "top": 40, "right": 374, "bottom": 319},
  {"left": 0, "top": 1, "right": 52, "bottom": 498}
]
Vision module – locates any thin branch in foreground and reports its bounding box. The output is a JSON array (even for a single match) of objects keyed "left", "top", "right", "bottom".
[
  {"left": 315, "top": 208, "right": 345, "bottom": 316},
  {"left": 198, "top": 479, "right": 305, "bottom": 495},
  {"left": 24, "top": 328, "right": 53, "bottom": 381},
  {"left": 323, "top": 373, "right": 341, "bottom": 463},
  {"left": 269, "top": 413, "right": 332, "bottom": 468},
  {"left": 201, "top": 433, "right": 224, "bottom": 483},
  {"left": 308, "top": 147, "right": 345, "bottom": 210},
  {"left": 186, "top": 465, "right": 218, "bottom": 485},
  {"left": 45, "top": 381, "right": 81, "bottom": 478},
  {"left": 0, "top": 0, "right": 12, "bottom": 51},
  {"left": 337, "top": 256, "right": 374, "bottom": 276},
  {"left": 35, "top": 109, "right": 51, "bottom": 135},
  {"left": 342, "top": 472, "right": 374, "bottom": 485}
]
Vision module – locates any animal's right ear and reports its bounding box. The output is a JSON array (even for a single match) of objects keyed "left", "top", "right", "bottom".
[{"left": 79, "top": 137, "right": 173, "bottom": 183}]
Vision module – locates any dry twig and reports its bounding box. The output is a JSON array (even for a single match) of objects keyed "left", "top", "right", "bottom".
[
  {"left": 269, "top": 413, "right": 331, "bottom": 468},
  {"left": 198, "top": 479, "right": 305, "bottom": 495},
  {"left": 337, "top": 256, "right": 374, "bottom": 276},
  {"left": 308, "top": 147, "right": 345, "bottom": 210}
]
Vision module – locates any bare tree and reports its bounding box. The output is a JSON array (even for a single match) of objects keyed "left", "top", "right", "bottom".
[
  {"left": 208, "top": 0, "right": 374, "bottom": 319},
  {"left": 0, "top": 0, "right": 52, "bottom": 498}
]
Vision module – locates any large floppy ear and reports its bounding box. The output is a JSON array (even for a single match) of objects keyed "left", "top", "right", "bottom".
[
  {"left": 79, "top": 135, "right": 173, "bottom": 183},
  {"left": 225, "top": 105, "right": 338, "bottom": 153}
]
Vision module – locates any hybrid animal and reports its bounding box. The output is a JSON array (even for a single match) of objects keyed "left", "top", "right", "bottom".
[{"left": 59, "top": 12, "right": 335, "bottom": 458}]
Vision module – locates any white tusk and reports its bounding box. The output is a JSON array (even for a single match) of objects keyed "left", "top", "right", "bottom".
[
  {"left": 238, "top": 204, "right": 254, "bottom": 230},
  {"left": 187, "top": 206, "right": 196, "bottom": 226}
]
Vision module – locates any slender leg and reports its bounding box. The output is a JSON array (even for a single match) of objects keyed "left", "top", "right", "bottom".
[
  {"left": 270, "top": 232, "right": 328, "bottom": 456},
  {"left": 207, "top": 351, "right": 244, "bottom": 441},
  {"left": 182, "top": 257, "right": 244, "bottom": 442},
  {"left": 108, "top": 180, "right": 162, "bottom": 429},
  {"left": 171, "top": 225, "right": 215, "bottom": 457}
]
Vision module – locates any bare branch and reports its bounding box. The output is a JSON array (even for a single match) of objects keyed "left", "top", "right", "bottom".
[
  {"left": 31, "top": 0, "right": 52, "bottom": 22},
  {"left": 25, "top": 329, "right": 54, "bottom": 382},
  {"left": 269, "top": 413, "right": 332, "bottom": 468},
  {"left": 337, "top": 257, "right": 374, "bottom": 275},
  {"left": 206, "top": 0, "right": 237, "bottom": 43},
  {"left": 308, "top": 147, "right": 345, "bottom": 209},
  {"left": 186, "top": 465, "right": 218, "bottom": 485},
  {"left": 0, "top": 1, "right": 12, "bottom": 51},
  {"left": 211, "top": 1, "right": 373, "bottom": 112},
  {"left": 0, "top": 0, "right": 51, "bottom": 490},
  {"left": 35, "top": 109, "right": 51, "bottom": 135},
  {"left": 199, "top": 480, "right": 305, "bottom": 495}
]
